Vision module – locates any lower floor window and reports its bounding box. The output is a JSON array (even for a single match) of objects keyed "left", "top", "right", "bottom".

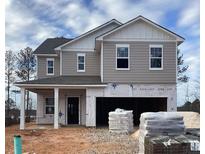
[{"left": 45, "top": 98, "right": 54, "bottom": 114}]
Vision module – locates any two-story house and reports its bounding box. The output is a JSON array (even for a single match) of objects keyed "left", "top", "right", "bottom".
[{"left": 15, "top": 15, "right": 184, "bottom": 129}]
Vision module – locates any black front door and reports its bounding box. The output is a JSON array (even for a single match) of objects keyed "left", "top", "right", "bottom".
[{"left": 67, "top": 97, "right": 79, "bottom": 124}]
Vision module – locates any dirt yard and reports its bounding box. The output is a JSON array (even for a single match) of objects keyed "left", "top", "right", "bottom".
[{"left": 6, "top": 124, "right": 139, "bottom": 154}]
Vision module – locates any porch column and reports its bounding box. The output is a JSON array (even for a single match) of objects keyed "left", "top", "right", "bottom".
[
  {"left": 54, "top": 88, "right": 59, "bottom": 129},
  {"left": 20, "top": 87, "right": 25, "bottom": 130}
]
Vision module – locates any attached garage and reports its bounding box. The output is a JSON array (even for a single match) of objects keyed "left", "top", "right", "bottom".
[{"left": 96, "top": 97, "right": 167, "bottom": 126}]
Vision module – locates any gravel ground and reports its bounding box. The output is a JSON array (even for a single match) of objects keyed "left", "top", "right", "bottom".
[{"left": 82, "top": 127, "right": 139, "bottom": 154}]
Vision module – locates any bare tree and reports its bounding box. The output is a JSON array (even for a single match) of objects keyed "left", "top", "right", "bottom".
[
  {"left": 177, "top": 49, "right": 189, "bottom": 83},
  {"left": 16, "top": 47, "right": 36, "bottom": 121},
  {"left": 5, "top": 50, "right": 16, "bottom": 117}
]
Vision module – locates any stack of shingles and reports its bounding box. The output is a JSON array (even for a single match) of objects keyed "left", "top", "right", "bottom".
[
  {"left": 109, "top": 108, "right": 133, "bottom": 133},
  {"left": 139, "top": 112, "right": 185, "bottom": 154}
]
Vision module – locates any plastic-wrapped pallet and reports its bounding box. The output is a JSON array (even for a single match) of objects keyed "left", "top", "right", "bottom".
[
  {"left": 109, "top": 108, "right": 133, "bottom": 133},
  {"left": 139, "top": 112, "right": 185, "bottom": 154}
]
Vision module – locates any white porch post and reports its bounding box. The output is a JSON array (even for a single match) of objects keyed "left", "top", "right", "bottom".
[
  {"left": 20, "top": 87, "right": 25, "bottom": 130},
  {"left": 54, "top": 88, "right": 59, "bottom": 129}
]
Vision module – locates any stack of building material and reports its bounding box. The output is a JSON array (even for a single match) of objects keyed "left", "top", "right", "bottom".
[
  {"left": 139, "top": 112, "right": 185, "bottom": 154},
  {"left": 144, "top": 136, "right": 188, "bottom": 154},
  {"left": 109, "top": 108, "right": 133, "bottom": 133}
]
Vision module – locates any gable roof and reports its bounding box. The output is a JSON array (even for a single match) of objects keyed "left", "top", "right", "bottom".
[
  {"left": 54, "top": 19, "right": 122, "bottom": 50},
  {"left": 33, "top": 37, "right": 73, "bottom": 55},
  {"left": 96, "top": 15, "right": 185, "bottom": 43}
]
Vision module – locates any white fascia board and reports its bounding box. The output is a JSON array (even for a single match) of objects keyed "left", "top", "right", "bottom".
[
  {"left": 61, "top": 48, "right": 95, "bottom": 52},
  {"left": 54, "top": 19, "right": 122, "bottom": 50},
  {"left": 34, "top": 54, "right": 58, "bottom": 56},
  {"left": 96, "top": 16, "right": 185, "bottom": 42},
  {"left": 102, "top": 39, "right": 178, "bottom": 42},
  {"left": 14, "top": 84, "right": 108, "bottom": 88}
]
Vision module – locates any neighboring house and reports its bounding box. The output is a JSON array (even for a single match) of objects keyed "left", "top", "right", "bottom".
[{"left": 15, "top": 15, "right": 184, "bottom": 129}]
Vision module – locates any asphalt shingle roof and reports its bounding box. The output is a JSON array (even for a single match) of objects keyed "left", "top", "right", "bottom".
[
  {"left": 15, "top": 76, "right": 104, "bottom": 85},
  {"left": 33, "top": 37, "right": 72, "bottom": 54}
]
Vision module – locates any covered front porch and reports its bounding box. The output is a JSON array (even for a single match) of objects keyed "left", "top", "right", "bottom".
[{"left": 14, "top": 76, "right": 107, "bottom": 130}]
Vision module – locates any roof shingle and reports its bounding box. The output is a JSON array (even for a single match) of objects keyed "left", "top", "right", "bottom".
[
  {"left": 15, "top": 76, "right": 104, "bottom": 85},
  {"left": 33, "top": 37, "right": 72, "bottom": 54}
]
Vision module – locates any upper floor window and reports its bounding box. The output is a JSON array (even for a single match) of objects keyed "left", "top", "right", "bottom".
[
  {"left": 45, "top": 98, "right": 54, "bottom": 114},
  {"left": 116, "top": 44, "right": 130, "bottom": 70},
  {"left": 77, "top": 53, "right": 85, "bottom": 72},
  {"left": 46, "top": 58, "right": 54, "bottom": 75},
  {"left": 149, "top": 45, "right": 163, "bottom": 70}
]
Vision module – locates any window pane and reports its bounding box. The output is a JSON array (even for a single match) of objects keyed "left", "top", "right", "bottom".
[
  {"left": 46, "top": 98, "right": 54, "bottom": 105},
  {"left": 46, "top": 106, "right": 54, "bottom": 114},
  {"left": 78, "top": 56, "right": 84, "bottom": 63},
  {"left": 151, "top": 58, "right": 162, "bottom": 68},
  {"left": 117, "top": 59, "right": 128, "bottom": 68},
  {"left": 48, "top": 68, "right": 53, "bottom": 74},
  {"left": 151, "top": 48, "right": 162, "bottom": 57},
  {"left": 78, "top": 64, "right": 84, "bottom": 70},
  {"left": 117, "top": 47, "right": 128, "bottom": 57},
  {"left": 45, "top": 98, "right": 54, "bottom": 114},
  {"left": 48, "top": 60, "right": 54, "bottom": 67}
]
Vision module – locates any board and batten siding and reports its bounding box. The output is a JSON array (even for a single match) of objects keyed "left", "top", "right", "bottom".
[
  {"left": 37, "top": 56, "right": 60, "bottom": 79},
  {"left": 62, "top": 51, "right": 100, "bottom": 76},
  {"left": 103, "top": 41, "right": 177, "bottom": 83}
]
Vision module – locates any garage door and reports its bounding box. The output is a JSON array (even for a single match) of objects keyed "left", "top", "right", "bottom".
[{"left": 96, "top": 97, "right": 167, "bottom": 126}]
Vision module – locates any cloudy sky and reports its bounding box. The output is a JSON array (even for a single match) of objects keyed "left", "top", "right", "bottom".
[{"left": 6, "top": 0, "right": 199, "bottom": 106}]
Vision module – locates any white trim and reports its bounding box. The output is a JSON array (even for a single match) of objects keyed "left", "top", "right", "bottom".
[
  {"left": 116, "top": 44, "right": 130, "bottom": 70},
  {"left": 100, "top": 42, "right": 103, "bottom": 82},
  {"left": 103, "top": 39, "right": 178, "bottom": 42},
  {"left": 36, "top": 56, "right": 38, "bottom": 77},
  {"left": 46, "top": 58, "right": 54, "bottom": 75},
  {"left": 60, "top": 51, "right": 62, "bottom": 75},
  {"left": 15, "top": 84, "right": 107, "bottom": 87},
  {"left": 176, "top": 42, "right": 178, "bottom": 83},
  {"left": 96, "top": 16, "right": 184, "bottom": 42},
  {"left": 77, "top": 53, "right": 86, "bottom": 72},
  {"left": 35, "top": 54, "right": 58, "bottom": 56},
  {"left": 61, "top": 48, "right": 95, "bottom": 52},
  {"left": 149, "top": 44, "right": 163, "bottom": 70},
  {"left": 66, "top": 96, "right": 80, "bottom": 125},
  {"left": 54, "top": 20, "right": 122, "bottom": 50}
]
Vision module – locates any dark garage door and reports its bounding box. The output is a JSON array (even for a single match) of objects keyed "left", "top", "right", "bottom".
[{"left": 96, "top": 97, "right": 167, "bottom": 126}]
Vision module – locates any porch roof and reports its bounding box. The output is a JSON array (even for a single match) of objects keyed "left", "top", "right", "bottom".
[{"left": 14, "top": 76, "right": 107, "bottom": 87}]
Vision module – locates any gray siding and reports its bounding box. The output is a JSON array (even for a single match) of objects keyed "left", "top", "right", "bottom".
[
  {"left": 103, "top": 41, "right": 176, "bottom": 83},
  {"left": 62, "top": 51, "right": 100, "bottom": 76},
  {"left": 37, "top": 56, "right": 60, "bottom": 79}
]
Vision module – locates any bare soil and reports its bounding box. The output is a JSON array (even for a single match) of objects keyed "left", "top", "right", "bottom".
[{"left": 6, "top": 124, "right": 139, "bottom": 154}]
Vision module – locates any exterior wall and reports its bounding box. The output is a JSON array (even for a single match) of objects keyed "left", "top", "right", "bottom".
[
  {"left": 86, "top": 84, "right": 176, "bottom": 127},
  {"left": 37, "top": 56, "right": 60, "bottom": 79},
  {"left": 61, "top": 22, "right": 120, "bottom": 51},
  {"left": 36, "top": 89, "right": 86, "bottom": 125},
  {"left": 104, "top": 19, "right": 176, "bottom": 41},
  {"left": 62, "top": 51, "right": 100, "bottom": 76},
  {"left": 103, "top": 41, "right": 176, "bottom": 83}
]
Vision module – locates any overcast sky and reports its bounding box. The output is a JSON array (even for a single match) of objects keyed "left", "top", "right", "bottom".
[{"left": 6, "top": 0, "right": 200, "bottom": 107}]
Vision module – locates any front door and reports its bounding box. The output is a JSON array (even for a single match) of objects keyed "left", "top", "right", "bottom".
[{"left": 67, "top": 97, "right": 79, "bottom": 124}]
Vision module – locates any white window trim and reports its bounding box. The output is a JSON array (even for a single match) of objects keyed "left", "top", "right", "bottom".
[
  {"left": 77, "top": 53, "right": 85, "bottom": 72},
  {"left": 149, "top": 44, "right": 163, "bottom": 70},
  {"left": 46, "top": 58, "right": 54, "bottom": 75},
  {"left": 45, "top": 97, "right": 54, "bottom": 115},
  {"left": 116, "top": 44, "right": 130, "bottom": 70}
]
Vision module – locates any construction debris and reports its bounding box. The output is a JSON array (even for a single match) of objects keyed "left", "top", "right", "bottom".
[
  {"left": 139, "top": 112, "right": 185, "bottom": 154},
  {"left": 108, "top": 108, "right": 133, "bottom": 133}
]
